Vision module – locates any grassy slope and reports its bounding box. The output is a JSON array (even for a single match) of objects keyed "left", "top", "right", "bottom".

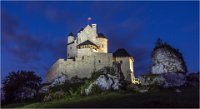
[
  {"left": 24, "top": 88, "right": 199, "bottom": 108},
  {"left": 3, "top": 87, "right": 199, "bottom": 108}
]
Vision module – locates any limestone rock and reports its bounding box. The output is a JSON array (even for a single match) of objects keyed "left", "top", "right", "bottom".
[
  {"left": 39, "top": 85, "right": 50, "bottom": 94},
  {"left": 186, "top": 72, "right": 199, "bottom": 87},
  {"left": 138, "top": 89, "right": 149, "bottom": 93},
  {"left": 162, "top": 72, "right": 186, "bottom": 88},
  {"left": 84, "top": 64, "right": 123, "bottom": 95},
  {"left": 175, "top": 89, "right": 182, "bottom": 93},
  {"left": 139, "top": 72, "right": 186, "bottom": 88},
  {"left": 139, "top": 74, "right": 165, "bottom": 86},
  {"left": 85, "top": 74, "right": 121, "bottom": 95},
  {"left": 151, "top": 39, "right": 187, "bottom": 74},
  {"left": 50, "top": 75, "right": 68, "bottom": 87}
]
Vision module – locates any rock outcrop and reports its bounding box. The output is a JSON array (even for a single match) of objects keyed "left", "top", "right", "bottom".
[
  {"left": 139, "top": 72, "right": 186, "bottom": 88},
  {"left": 185, "top": 72, "right": 199, "bottom": 87},
  {"left": 84, "top": 62, "right": 124, "bottom": 95},
  {"left": 151, "top": 39, "right": 187, "bottom": 74},
  {"left": 85, "top": 74, "right": 121, "bottom": 95},
  {"left": 50, "top": 74, "right": 68, "bottom": 87}
]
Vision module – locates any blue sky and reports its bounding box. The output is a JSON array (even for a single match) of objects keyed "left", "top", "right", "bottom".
[{"left": 1, "top": 1, "right": 199, "bottom": 82}]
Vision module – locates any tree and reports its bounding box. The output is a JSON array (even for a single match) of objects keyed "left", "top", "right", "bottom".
[
  {"left": 155, "top": 38, "right": 163, "bottom": 47},
  {"left": 2, "top": 71, "right": 42, "bottom": 103}
]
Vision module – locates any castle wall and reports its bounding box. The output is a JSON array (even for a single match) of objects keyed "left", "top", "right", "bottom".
[
  {"left": 47, "top": 53, "right": 113, "bottom": 82},
  {"left": 115, "top": 57, "right": 135, "bottom": 82},
  {"left": 77, "top": 48, "right": 94, "bottom": 57},
  {"left": 93, "top": 53, "right": 113, "bottom": 71}
]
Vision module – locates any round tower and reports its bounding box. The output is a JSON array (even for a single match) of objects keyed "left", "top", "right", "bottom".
[
  {"left": 97, "top": 33, "right": 108, "bottom": 53},
  {"left": 68, "top": 32, "right": 74, "bottom": 44}
]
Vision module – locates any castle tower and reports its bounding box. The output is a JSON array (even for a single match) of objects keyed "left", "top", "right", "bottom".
[
  {"left": 113, "top": 48, "right": 135, "bottom": 83},
  {"left": 67, "top": 32, "right": 74, "bottom": 44},
  {"left": 67, "top": 32, "right": 76, "bottom": 58},
  {"left": 97, "top": 33, "right": 108, "bottom": 53}
]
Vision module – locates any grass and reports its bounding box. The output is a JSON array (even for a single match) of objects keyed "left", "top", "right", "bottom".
[{"left": 2, "top": 87, "right": 199, "bottom": 108}]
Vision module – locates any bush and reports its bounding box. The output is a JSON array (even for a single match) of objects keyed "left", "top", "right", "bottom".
[{"left": 89, "top": 84, "right": 103, "bottom": 95}]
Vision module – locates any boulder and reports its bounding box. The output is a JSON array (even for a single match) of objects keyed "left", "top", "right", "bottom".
[
  {"left": 50, "top": 75, "right": 68, "bottom": 87},
  {"left": 175, "top": 89, "right": 182, "bottom": 93},
  {"left": 84, "top": 63, "right": 123, "bottom": 95},
  {"left": 39, "top": 85, "right": 50, "bottom": 94},
  {"left": 85, "top": 74, "right": 121, "bottom": 95},
  {"left": 162, "top": 72, "right": 186, "bottom": 88},
  {"left": 185, "top": 73, "right": 199, "bottom": 87},
  {"left": 138, "top": 89, "right": 149, "bottom": 93},
  {"left": 139, "top": 72, "right": 186, "bottom": 88},
  {"left": 139, "top": 74, "right": 165, "bottom": 86}
]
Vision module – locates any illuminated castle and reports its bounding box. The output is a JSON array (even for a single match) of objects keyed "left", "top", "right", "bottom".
[{"left": 47, "top": 24, "right": 136, "bottom": 83}]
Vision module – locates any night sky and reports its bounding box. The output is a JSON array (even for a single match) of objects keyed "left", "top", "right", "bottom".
[{"left": 1, "top": 1, "right": 199, "bottom": 82}]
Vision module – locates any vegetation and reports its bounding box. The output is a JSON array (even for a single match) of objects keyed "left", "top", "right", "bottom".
[
  {"left": 2, "top": 68, "right": 198, "bottom": 108},
  {"left": 2, "top": 87, "right": 198, "bottom": 108},
  {"left": 2, "top": 71, "right": 42, "bottom": 104}
]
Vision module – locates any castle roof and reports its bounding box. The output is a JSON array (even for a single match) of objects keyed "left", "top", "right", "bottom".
[
  {"left": 97, "top": 33, "right": 106, "bottom": 38},
  {"left": 77, "top": 40, "right": 98, "bottom": 47},
  {"left": 113, "top": 48, "right": 131, "bottom": 57},
  {"left": 68, "top": 32, "right": 74, "bottom": 36}
]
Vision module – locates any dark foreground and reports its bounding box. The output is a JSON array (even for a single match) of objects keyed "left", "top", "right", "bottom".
[{"left": 2, "top": 87, "right": 199, "bottom": 108}]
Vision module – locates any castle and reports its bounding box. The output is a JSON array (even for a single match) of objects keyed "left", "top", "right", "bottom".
[{"left": 46, "top": 24, "right": 136, "bottom": 83}]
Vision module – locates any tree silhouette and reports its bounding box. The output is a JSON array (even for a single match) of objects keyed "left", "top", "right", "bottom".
[
  {"left": 155, "top": 38, "right": 163, "bottom": 47},
  {"left": 2, "top": 71, "right": 42, "bottom": 103}
]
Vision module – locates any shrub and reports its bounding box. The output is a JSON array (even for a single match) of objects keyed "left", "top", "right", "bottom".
[
  {"left": 89, "top": 84, "right": 103, "bottom": 95},
  {"left": 68, "top": 88, "right": 79, "bottom": 96}
]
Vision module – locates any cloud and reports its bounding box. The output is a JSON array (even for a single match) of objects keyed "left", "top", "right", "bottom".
[{"left": 2, "top": 11, "right": 47, "bottom": 63}]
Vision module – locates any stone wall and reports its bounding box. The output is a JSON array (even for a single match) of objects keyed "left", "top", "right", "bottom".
[{"left": 46, "top": 52, "right": 113, "bottom": 82}]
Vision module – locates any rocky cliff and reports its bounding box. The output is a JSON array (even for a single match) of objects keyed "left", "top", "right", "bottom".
[{"left": 151, "top": 39, "right": 187, "bottom": 74}]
